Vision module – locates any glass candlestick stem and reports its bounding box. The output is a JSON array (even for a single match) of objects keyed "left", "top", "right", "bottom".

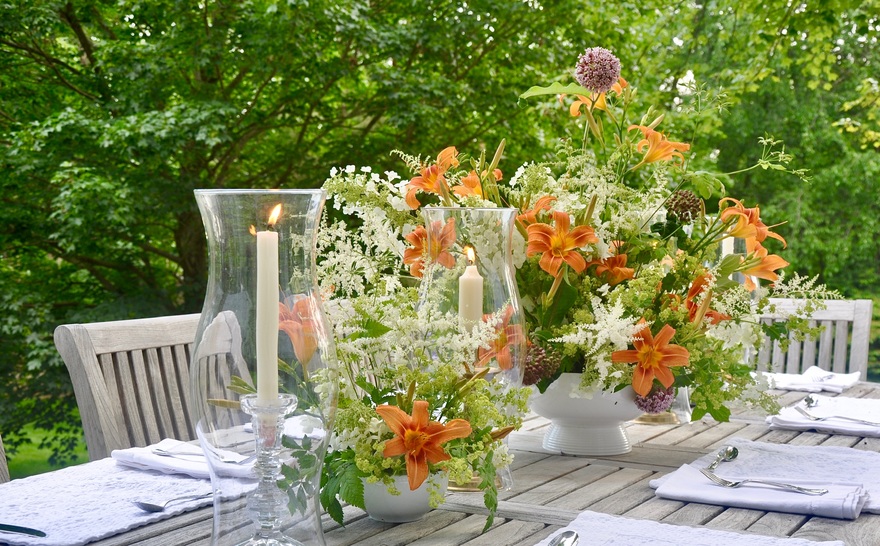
[{"left": 240, "top": 394, "right": 299, "bottom": 546}]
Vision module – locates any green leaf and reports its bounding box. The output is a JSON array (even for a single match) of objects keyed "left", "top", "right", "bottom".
[
  {"left": 320, "top": 455, "right": 366, "bottom": 526},
  {"left": 348, "top": 317, "right": 392, "bottom": 341},
  {"left": 519, "top": 82, "right": 591, "bottom": 100},
  {"left": 707, "top": 403, "right": 731, "bottom": 422},
  {"left": 227, "top": 375, "right": 256, "bottom": 395},
  {"left": 686, "top": 171, "right": 725, "bottom": 199},
  {"left": 716, "top": 254, "right": 743, "bottom": 278},
  {"left": 762, "top": 321, "right": 789, "bottom": 342},
  {"left": 338, "top": 463, "right": 366, "bottom": 509}
]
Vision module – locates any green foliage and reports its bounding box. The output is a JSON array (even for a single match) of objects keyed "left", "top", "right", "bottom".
[
  {"left": 1, "top": 0, "right": 877, "bottom": 467},
  {"left": 320, "top": 453, "right": 366, "bottom": 526}
]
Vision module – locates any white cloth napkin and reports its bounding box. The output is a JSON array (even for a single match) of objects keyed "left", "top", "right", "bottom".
[
  {"left": 651, "top": 437, "right": 880, "bottom": 514},
  {"left": 111, "top": 438, "right": 254, "bottom": 480},
  {"left": 653, "top": 464, "right": 866, "bottom": 519},
  {"left": 761, "top": 366, "right": 860, "bottom": 393},
  {"left": 0, "top": 458, "right": 212, "bottom": 546},
  {"left": 535, "top": 509, "right": 845, "bottom": 545},
  {"left": 767, "top": 394, "right": 880, "bottom": 437}
]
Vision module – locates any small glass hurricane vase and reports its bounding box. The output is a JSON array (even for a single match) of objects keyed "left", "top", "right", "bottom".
[
  {"left": 191, "top": 189, "right": 338, "bottom": 546},
  {"left": 418, "top": 206, "right": 526, "bottom": 388}
]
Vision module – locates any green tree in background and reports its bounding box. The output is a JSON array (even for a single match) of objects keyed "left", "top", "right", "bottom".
[
  {"left": 1, "top": 0, "right": 877, "bottom": 465},
  {"left": 0, "top": 0, "right": 587, "bottom": 462}
]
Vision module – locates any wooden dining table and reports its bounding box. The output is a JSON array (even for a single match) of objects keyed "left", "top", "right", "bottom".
[{"left": 15, "top": 382, "right": 880, "bottom": 546}]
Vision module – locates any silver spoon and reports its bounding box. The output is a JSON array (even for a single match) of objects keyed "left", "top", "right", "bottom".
[
  {"left": 705, "top": 445, "right": 739, "bottom": 471},
  {"left": 133, "top": 492, "right": 213, "bottom": 513},
  {"left": 548, "top": 530, "right": 579, "bottom": 546}
]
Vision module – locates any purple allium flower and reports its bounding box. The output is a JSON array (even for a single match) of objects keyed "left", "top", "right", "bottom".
[
  {"left": 635, "top": 385, "right": 676, "bottom": 414},
  {"left": 574, "top": 47, "right": 621, "bottom": 94},
  {"left": 522, "top": 341, "right": 562, "bottom": 386}
]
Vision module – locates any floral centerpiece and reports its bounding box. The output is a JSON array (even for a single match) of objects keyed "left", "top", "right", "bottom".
[
  {"left": 503, "top": 46, "right": 836, "bottom": 420},
  {"left": 315, "top": 45, "right": 836, "bottom": 523},
  {"left": 316, "top": 190, "right": 530, "bottom": 527}
]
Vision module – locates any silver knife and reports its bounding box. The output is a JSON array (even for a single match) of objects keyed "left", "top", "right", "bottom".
[{"left": 0, "top": 523, "right": 47, "bottom": 537}]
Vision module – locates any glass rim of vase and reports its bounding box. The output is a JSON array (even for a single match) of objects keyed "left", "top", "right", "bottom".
[
  {"left": 423, "top": 205, "right": 516, "bottom": 213},
  {"left": 193, "top": 188, "right": 326, "bottom": 196}
]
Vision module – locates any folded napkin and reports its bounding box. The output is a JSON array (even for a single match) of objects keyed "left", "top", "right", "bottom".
[
  {"left": 761, "top": 366, "right": 860, "bottom": 393},
  {"left": 0, "top": 458, "right": 211, "bottom": 546},
  {"left": 111, "top": 438, "right": 254, "bottom": 480},
  {"left": 767, "top": 394, "right": 880, "bottom": 437},
  {"left": 651, "top": 437, "right": 880, "bottom": 514},
  {"left": 536, "top": 509, "right": 845, "bottom": 546},
  {"left": 653, "top": 464, "right": 866, "bottom": 519}
]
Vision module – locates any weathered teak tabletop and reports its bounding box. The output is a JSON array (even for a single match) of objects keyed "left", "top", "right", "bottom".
[{"left": 86, "top": 383, "right": 880, "bottom": 546}]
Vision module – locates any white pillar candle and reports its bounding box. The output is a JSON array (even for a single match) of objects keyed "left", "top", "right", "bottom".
[
  {"left": 458, "top": 247, "right": 483, "bottom": 330},
  {"left": 255, "top": 204, "right": 282, "bottom": 406}
]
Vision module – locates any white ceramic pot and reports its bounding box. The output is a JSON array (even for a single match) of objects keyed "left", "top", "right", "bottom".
[
  {"left": 362, "top": 473, "right": 448, "bottom": 523},
  {"left": 529, "top": 373, "right": 643, "bottom": 456}
]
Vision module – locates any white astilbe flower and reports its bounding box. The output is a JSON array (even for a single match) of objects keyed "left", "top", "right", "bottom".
[
  {"left": 707, "top": 319, "right": 761, "bottom": 352},
  {"left": 551, "top": 297, "right": 641, "bottom": 390},
  {"left": 770, "top": 272, "right": 840, "bottom": 300},
  {"left": 492, "top": 443, "right": 513, "bottom": 469}
]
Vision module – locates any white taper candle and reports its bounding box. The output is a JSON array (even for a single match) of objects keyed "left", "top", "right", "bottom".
[{"left": 255, "top": 204, "right": 282, "bottom": 405}]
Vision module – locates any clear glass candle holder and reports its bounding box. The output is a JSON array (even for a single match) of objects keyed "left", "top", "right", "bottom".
[
  {"left": 190, "top": 189, "right": 338, "bottom": 546},
  {"left": 417, "top": 206, "right": 526, "bottom": 389}
]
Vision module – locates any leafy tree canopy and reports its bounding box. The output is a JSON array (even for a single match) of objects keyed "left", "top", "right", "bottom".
[{"left": 1, "top": 0, "right": 877, "bottom": 464}]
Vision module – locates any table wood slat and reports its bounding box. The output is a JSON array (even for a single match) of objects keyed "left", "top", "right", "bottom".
[{"left": 8, "top": 382, "right": 880, "bottom": 545}]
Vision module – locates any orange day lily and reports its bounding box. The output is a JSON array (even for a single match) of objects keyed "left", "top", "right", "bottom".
[
  {"left": 741, "top": 245, "right": 789, "bottom": 291},
  {"left": 477, "top": 305, "right": 525, "bottom": 370},
  {"left": 628, "top": 125, "right": 690, "bottom": 170},
  {"left": 403, "top": 218, "right": 456, "bottom": 278},
  {"left": 611, "top": 322, "right": 690, "bottom": 397},
  {"left": 569, "top": 76, "right": 628, "bottom": 116},
  {"left": 452, "top": 171, "right": 484, "bottom": 199},
  {"left": 516, "top": 195, "right": 557, "bottom": 226},
  {"left": 686, "top": 275, "right": 730, "bottom": 325},
  {"left": 591, "top": 254, "right": 635, "bottom": 286},
  {"left": 405, "top": 146, "right": 460, "bottom": 209},
  {"left": 377, "top": 400, "right": 472, "bottom": 491},
  {"left": 718, "top": 197, "right": 787, "bottom": 252},
  {"left": 278, "top": 296, "right": 319, "bottom": 364},
  {"left": 452, "top": 168, "right": 502, "bottom": 199},
  {"left": 526, "top": 210, "right": 598, "bottom": 277}
]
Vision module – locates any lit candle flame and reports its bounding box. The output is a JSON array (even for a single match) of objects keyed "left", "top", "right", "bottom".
[
  {"left": 465, "top": 246, "right": 475, "bottom": 264},
  {"left": 267, "top": 204, "right": 282, "bottom": 228}
]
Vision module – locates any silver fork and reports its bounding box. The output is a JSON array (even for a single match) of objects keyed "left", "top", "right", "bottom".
[
  {"left": 153, "top": 447, "right": 256, "bottom": 465},
  {"left": 794, "top": 405, "right": 880, "bottom": 427},
  {"left": 699, "top": 468, "right": 828, "bottom": 495}
]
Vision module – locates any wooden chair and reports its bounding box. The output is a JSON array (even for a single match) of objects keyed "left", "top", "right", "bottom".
[
  {"left": 0, "top": 432, "right": 9, "bottom": 483},
  {"left": 54, "top": 314, "right": 201, "bottom": 461},
  {"left": 753, "top": 298, "right": 873, "bottom": 380}
]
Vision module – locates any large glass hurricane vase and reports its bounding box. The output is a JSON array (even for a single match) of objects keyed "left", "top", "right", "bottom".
[{"left": 191, "top": 189, "right": 338, "bottom": 546}]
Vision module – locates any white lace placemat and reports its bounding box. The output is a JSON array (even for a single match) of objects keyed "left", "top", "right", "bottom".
[
  {"left": 536, "top": 510, "right": 845, "bottom": 546},
  {"left": 0, "top": 458, "right": 213, "bottom": 546},
  {"left": 650, "top": 437, "right": 880, "bottom": 513}
]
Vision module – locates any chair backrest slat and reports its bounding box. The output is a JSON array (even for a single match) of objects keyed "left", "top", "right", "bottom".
[
  {"left": 0, "top": 433, "right": 9, "bottom": 483},
  {"left": 753, "top": 298, "right": 873, "bottom": 380},
  {"left": 55, "top": 314, "right": 201, "bottom": 461}
]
